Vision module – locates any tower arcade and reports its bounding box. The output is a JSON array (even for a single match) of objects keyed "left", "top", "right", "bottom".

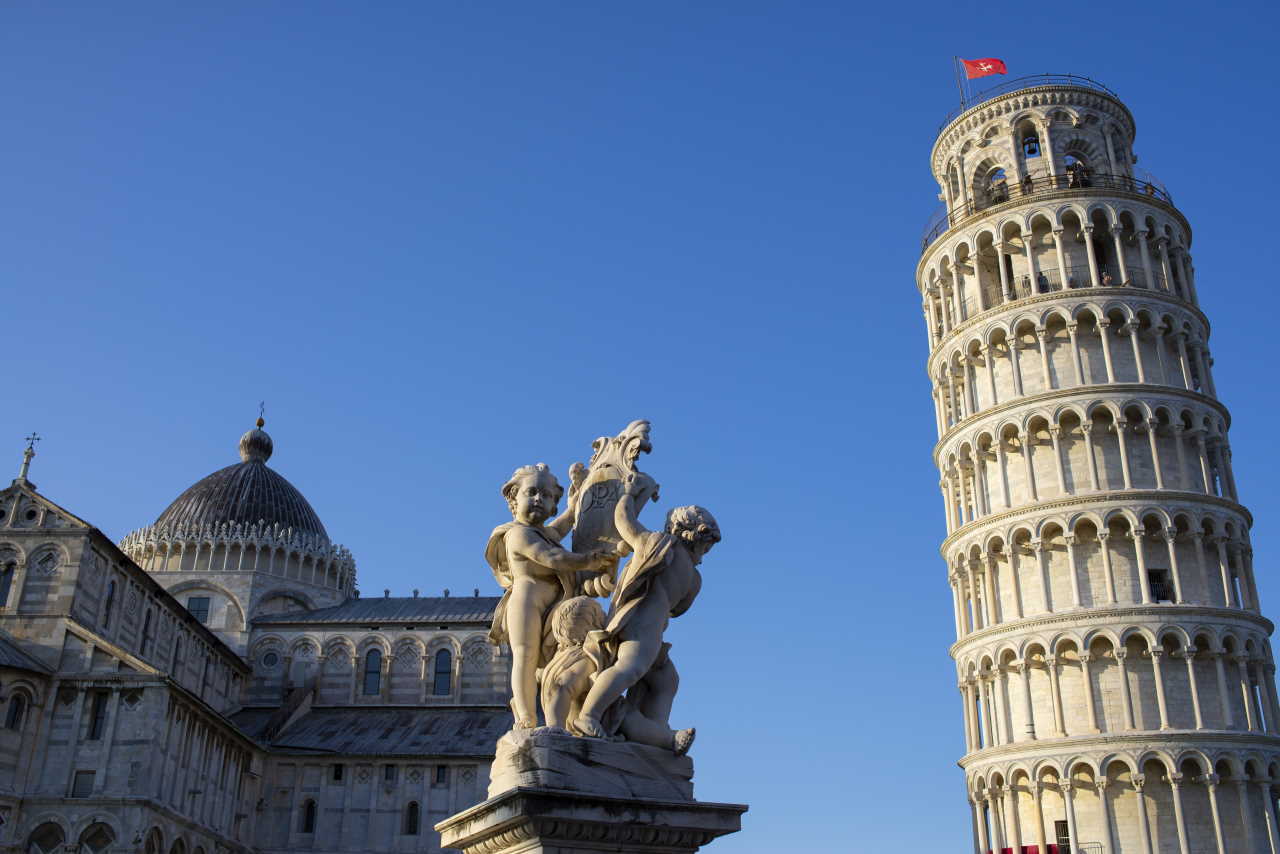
[{"left": 918, "top": 75, "right": 1280, "bottom": 853}]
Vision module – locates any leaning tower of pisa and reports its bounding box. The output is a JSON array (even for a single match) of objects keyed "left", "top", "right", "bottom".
[{"left": 919, "top": 75, "right": 1280, "bottom": 854}]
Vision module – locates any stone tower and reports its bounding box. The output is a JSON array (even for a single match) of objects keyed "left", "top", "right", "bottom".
[{"left": 918, "top": 75, "right": 1280, "bottom": 853}]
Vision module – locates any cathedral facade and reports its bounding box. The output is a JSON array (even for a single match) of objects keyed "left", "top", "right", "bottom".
[{"left": 0, "top": 421, "right": 511, "bottom": 854}]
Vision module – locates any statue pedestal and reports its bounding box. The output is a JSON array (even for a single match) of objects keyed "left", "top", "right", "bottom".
[
  {"left": 435, "top": 729, "right": 746, "bottom": 853},
  {"left": 435, "top": 787, "right": 747, "bottom": 854}
]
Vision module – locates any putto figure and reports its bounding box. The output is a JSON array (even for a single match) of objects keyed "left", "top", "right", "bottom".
[
  {"left": 538, "top": 596, "right": 606, "bottom": 732},
  {"left": 576, "top": 472, "right": 719, "bottom": 755},
  {"left": 486, "top": 464, "right": 616, "bottom": 730}
]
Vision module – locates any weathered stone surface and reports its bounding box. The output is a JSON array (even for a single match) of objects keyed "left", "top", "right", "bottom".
[
  {"left": 488, "top": 727, "right": 693, "bottom": 801},
  {"left": 436, "top": 786, "right": 746, "bottom": 854}
]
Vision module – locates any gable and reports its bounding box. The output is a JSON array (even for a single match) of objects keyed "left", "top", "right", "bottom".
[{"left": 0, "top": 484, "right": 91, "bottom": 533}]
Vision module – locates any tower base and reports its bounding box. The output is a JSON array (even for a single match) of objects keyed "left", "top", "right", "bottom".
[{"left": 435, "top": 786, "right": 747, "bottom": 854}]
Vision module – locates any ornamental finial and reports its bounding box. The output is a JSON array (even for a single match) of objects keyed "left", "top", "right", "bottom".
[{"left": 15, "top": 432, "right": 40, "bottom": 486}]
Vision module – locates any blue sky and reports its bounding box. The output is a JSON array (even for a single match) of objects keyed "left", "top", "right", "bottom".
[{"left": 2, "top": 1, "right": 1277, "bottom": 849}]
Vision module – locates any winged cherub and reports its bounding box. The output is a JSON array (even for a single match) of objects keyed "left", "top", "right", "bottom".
[
  {"left": 486, "top": 463, "right": 616, "bottom": 730},
  {"left": 575, "top": 472, "right": 720, "bottom": 754}
]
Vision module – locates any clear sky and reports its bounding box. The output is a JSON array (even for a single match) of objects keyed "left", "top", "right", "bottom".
[{"left": 2, "top": 1, "right": 1277, "bottom": 850}]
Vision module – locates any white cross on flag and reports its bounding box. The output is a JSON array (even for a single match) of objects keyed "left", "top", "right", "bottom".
[{"left": 961, "top": 58, "right": 1007, "bottom": 79}]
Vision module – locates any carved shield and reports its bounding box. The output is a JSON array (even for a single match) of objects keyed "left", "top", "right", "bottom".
[{"left": 570, "top": 420, "right": 657, "bottom": 560}]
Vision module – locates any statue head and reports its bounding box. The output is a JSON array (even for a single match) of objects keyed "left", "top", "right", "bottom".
[
  {"left": 664, "top": 505, "right": 721, "bottom": 565},
  {"left": 502, "top": 463, "right": 564, "bottom": 525},
  {"left": 550, "top": 596, "right": 605, "bottom": 649}
]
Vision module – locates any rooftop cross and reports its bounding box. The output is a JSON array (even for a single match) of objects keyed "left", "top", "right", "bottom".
[{"left": 16, "top": 432, "right": 40, "bottom": 485}]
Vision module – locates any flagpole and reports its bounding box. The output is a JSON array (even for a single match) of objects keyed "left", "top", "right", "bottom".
[{"left": 952, "top": 56, "right": 966, "bottom": 107}]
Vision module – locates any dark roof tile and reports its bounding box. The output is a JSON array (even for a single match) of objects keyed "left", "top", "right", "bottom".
[{"left": 252, "top": 596, "right": 499, "bottom": 626}]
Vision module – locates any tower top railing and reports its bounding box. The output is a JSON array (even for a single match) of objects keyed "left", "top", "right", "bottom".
[
  {"left": 920, "top": 170, "right": 1173, "bottom": 254},
  {"left": 938, "top": 74, "right": 1122, "bottom": 135}
]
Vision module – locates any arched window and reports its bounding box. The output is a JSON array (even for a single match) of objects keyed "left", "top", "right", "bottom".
[
  {"left": 144, "top": 829, "right": 162, "bottom": 854},
  {"left": 140, "top": 609, "right": 154, "bottom": 657},
  {"left": 362, "top": 649, "right": 382, "bottom": 696},
  {"left": 433, "top": 649, "right": 452, "bottom": 696},
  {"left": 300, "top": 799, "right": 317, "bottom": 833},
  {"left": 0, "top": 558, "right": 15, "bottom": 608},
  {"left": 25, "top": 822, "right": 65, "bottom": 854},
  {"left": 102, "top": 580, "right": 116, "bottom": 629},
  {"left": 78, "top": 822, "right": 114, "bottom": 854},
  {"left": 5, "top": 693, "right": 25, "bottom": 730},
  {"left": 403, "top": 802, "right": 420, "bottom": 836}
]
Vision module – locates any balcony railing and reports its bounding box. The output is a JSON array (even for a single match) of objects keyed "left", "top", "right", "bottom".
[
  {"left": 921, "top": 172, "right": 1174, "bottom": 253},
  {"left": 938, "top": 73, "right": 1121, "bottom": 134}
]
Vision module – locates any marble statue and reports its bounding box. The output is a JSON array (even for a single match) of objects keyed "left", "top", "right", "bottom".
[
  {"left": 538, "top": 596, "right": 606, "bottom": 732},
  {"left": 574, "top": 473, "right": 718, "bottom": 755},
  {"left": 485, "top": 464, "right": 616, "bottom": 730},
  {"left": 484, "top": 422, "right": 719, "bottom": 757}
]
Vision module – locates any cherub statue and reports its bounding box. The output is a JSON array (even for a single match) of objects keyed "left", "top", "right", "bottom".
[
  {"left": 538, "top": 596, "right": 606, "bottom": 732},
  {"left": 486, "top": 464, "right": 616, "bottom": 730},
  {"left": 575, "top": 472, "right": 720, "bottom": 755}
]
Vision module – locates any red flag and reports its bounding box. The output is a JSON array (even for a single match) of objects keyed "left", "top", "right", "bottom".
[{"left": 961, "top": 58, "right": 1007, "bottom": 79}]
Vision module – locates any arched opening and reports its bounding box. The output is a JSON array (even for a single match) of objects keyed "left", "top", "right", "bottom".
[
  {"left": 300, "top": 799, "right": 317, "bottom": 833},
  {"left": 78, "top": 823, "right": 114, "bottom": 854},
  {"left": 25, "top": 823, "right": 64, "bottom": 854},
  {"left": 0, "top": 554, "right": 15, "bottom": 608},
  {"left": 102, "top": 580, "right": 116, "bottom": 630},
  {"left": 144, "top": 829, "right": 163, "bottom": 854},
  {"left": 5, "top": 693, "right": 26, "bottom": 730},
  {"left": 403, "top": 801, "right": 421, "bottom": 836},
  {"left": 140, "top": 609, "right": 154, "bottom": 657},
  {"left": 433, "top": 649, "right": 452, "bottom": 696},
  {"left": 363, "top": 649, "right": 382, "bottom": 696},
  {"left": 1065, "top": 153, "right": 1091, "bottom": 188}
]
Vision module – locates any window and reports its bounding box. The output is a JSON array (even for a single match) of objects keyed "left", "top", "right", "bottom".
[
  {"left": 186, "top": 596, "right": 210, "bottom": 624},
  {"left": 403, "top": 802, "right": 420, "bottom": 836},
  {"left": 433, "top": 649, "right": 452, "bottom": 696},
  {"left": 87, "top": 692, "right": 109, "bottom": 740},
  {"left": 363, "top": 649, "right": 382, "bottom": 696},
  {"left": 70, "top": 770, "right": 94, "bottom": 798},
  {"left": 172, "top": 639, "right": 184, "bottom": 676},
  {"left": 1148, "top": 569, "right": 1174, "bottom": 603},
  {"left": 332, "top": 764, "right": 344, "bottom": 782},
  {"left": 384, "top": 765, "right": 397, "bottom": 782},
  {"left": 300, "top": 799, "right": 316, "bottom": 833},
  {"left": 1054, "top": 820, "right": 1070, "bottom": 850},
  {"left": 4, "top": 694, "right": 24, "bottom": 730},
  {"left": 434, "top": 765, "right": 448, "bottom": 786},
  {"left": 102, "top": 581, "right": 116, "bottom": 630},
  {"left": 0, "top": 560, "right": 14, "bottom": 608},
  {"left": 79, "top": 823, "right": 114, "bottom": 853},
  {"left": 140, "top": 610, "right": 154, "bottom": 657},
  {"left": 26, "top": 823, "right": 65, "bottom": 854}
]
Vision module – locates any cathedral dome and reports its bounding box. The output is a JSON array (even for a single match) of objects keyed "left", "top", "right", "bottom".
[{"left": 152, "top": 420, "right": 330, "bottom": 543}]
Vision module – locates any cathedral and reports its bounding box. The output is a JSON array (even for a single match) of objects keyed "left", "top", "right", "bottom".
[{"left": 0, "top": 419, "right": 512, "bottom": 854}]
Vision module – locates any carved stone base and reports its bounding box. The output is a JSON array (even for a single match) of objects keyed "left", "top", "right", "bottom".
[
  {"left": 435, "top": 786, "right": 747, "bottom": 854},
  {"left": 486, "top": 727, "right": 694, "bottom": 801}
]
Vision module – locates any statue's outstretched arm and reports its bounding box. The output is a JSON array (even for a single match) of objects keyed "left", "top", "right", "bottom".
[
  {"left": 546, "top": 463, "right": 587, "bottom": 540},
  {"left": 510, "top": 528, "right": 604, "bottom": 573},
  {"left": 614, "top": 487, "right": 651, "bottom": 551}
]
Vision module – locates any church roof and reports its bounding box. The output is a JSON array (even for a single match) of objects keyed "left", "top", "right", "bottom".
[
  {"left": 0, "top": 633, "right": 52, "bottom": 674},
  {"left": 152, "top": 420, "right": 330, "bottom": 543},
  {"left": 231, "top": 706, "right": 511, "bottom": 757},
  {"left": 252, "top": 595, "right": 500, "bottom": 625}
]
